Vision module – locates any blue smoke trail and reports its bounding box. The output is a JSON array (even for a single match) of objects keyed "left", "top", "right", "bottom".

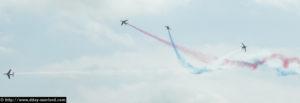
[
  {"left": 166, "top": 28, "right": 299, "bottom": 76},
  {"left": 275, "top": 68, "right": 298, "bottom": 76},
  {"left": 167, "top": 30, "right": 210, "bottom": 74}
]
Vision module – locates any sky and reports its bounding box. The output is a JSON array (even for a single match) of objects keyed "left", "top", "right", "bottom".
[{"left": 0, "top": 0, "right": 300, "bottom": 103}]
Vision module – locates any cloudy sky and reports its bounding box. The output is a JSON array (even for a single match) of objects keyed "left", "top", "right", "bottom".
[{"left": 1, "top": 0, "right": 300, "bottom": 103}]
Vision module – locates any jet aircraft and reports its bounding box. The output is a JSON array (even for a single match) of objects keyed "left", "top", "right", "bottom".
[
  {"left": 241, "top": 43, "right": 247, "bottom": 52},
  {"left": 121, "top": 20, "right": 128, "bottom": 26},
  {"left": 3, "top": 69, "right": 14, "bottom": 79},
  {"left": 165, "top": 26, "right": 170, "bottom": 30}
]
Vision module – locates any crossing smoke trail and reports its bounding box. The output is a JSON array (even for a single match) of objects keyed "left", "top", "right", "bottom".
[
  {"left": 167, "top": 29, "right": 209, "bottom": 74},
  {"left": 127, "top": 23, "right": 300, "bottom": 75},
  {"left": 167, "top": 29, "right": 300, "bottom": 75},
  {"left": 128, "top": 24, "right": 217, "bottom": 63}
]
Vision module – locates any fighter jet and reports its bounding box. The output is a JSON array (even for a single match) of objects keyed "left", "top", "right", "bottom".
[
  {"left": 241, "top": 43, "right": 247, "bottom": 52},
  {"left": 120, "top": 20, "right": 128, "bottom": 26},
  {"left": 3, "top": 69, "right": 14, "bottom": 79},
  {"left": 165, "top": 26, "right": 170, "bottom": 30}
]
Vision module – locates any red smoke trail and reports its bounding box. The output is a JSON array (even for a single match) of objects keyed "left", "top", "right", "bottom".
[
  {"left": 222, "top": 54, "right": 300, "bottom": 70},
  {"left": 260, "top": 54, "right": 300, "bottom": 69},
  {"left": 128, "top": 24, "right": 300, "bottom": 70},
  {"left": 128, "top": 24, "right": 217, "bottom": 63},
  {"left": 222, "top": 59, "right": 259, "bottom": 70}
]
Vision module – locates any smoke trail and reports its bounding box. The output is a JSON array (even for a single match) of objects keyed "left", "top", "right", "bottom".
[
  {"left": 210, "top": 49, "right": 241, "bottom": 69},
  {"left": 275, "top": 68, "right": 299, "bottom": 76},
  {"left": 16, "top": 71, "right": 91, "bottom": 75},
  {"left": 222, "top": 59, "right": 259, "bottom": 70},
  {"left": 222, "top": 53, "right": 300, "bottom": 70},
  {"left": 127, "top": 23, "right": 300, "bottom": 75},
  {"left": 15, "top": 71, "right": 97, "bottom": 78},
  {"left": 128, "top": 24, "right": 217, "bottom": 63},
  {"left": 167, "top": 30, "right": 209, "bottom": 74},
  {"left": 260, "top": 54, "right": 300, "bottom": 69},
  {"left": 127, "top": 24, "right": 255, "bottom": 69}
]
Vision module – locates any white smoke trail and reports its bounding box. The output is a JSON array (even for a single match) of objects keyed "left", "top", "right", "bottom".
[
  {"left": 17, "top": 71, "right": 91, "bottom": 75},
  {"left": 208, "top": 48, "right": 241, "bottom": 70}
]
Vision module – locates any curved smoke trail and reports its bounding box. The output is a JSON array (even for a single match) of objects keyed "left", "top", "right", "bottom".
[
  {"left": 127, "top": 23, "right": 300, "bottom": 75},
  {"left": 128, "top": 24, "right": 217, "bottom": 63},
  {"left": 167, "top": 31, "right": 300, "bottom": 75},
  {"left": 167, "top": 29, "right": 210, "bottom": 74},
  {"left": 260, "top": 54, "right": 300, "bottom": 69},
  {"left": 222, "top": 54, "right": 300, "bottom": 70}
]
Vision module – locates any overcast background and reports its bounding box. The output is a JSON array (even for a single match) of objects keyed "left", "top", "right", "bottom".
[{"left": 0, "top": 0, "right": 300, "bottom": 103}]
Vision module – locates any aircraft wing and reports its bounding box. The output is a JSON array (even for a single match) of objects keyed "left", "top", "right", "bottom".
[
  {"left": 7, "top": 75, "right": 10, "bottom": 79},
  {"left": 8, "top": 69, "right": 11, "bottom": 74}
]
